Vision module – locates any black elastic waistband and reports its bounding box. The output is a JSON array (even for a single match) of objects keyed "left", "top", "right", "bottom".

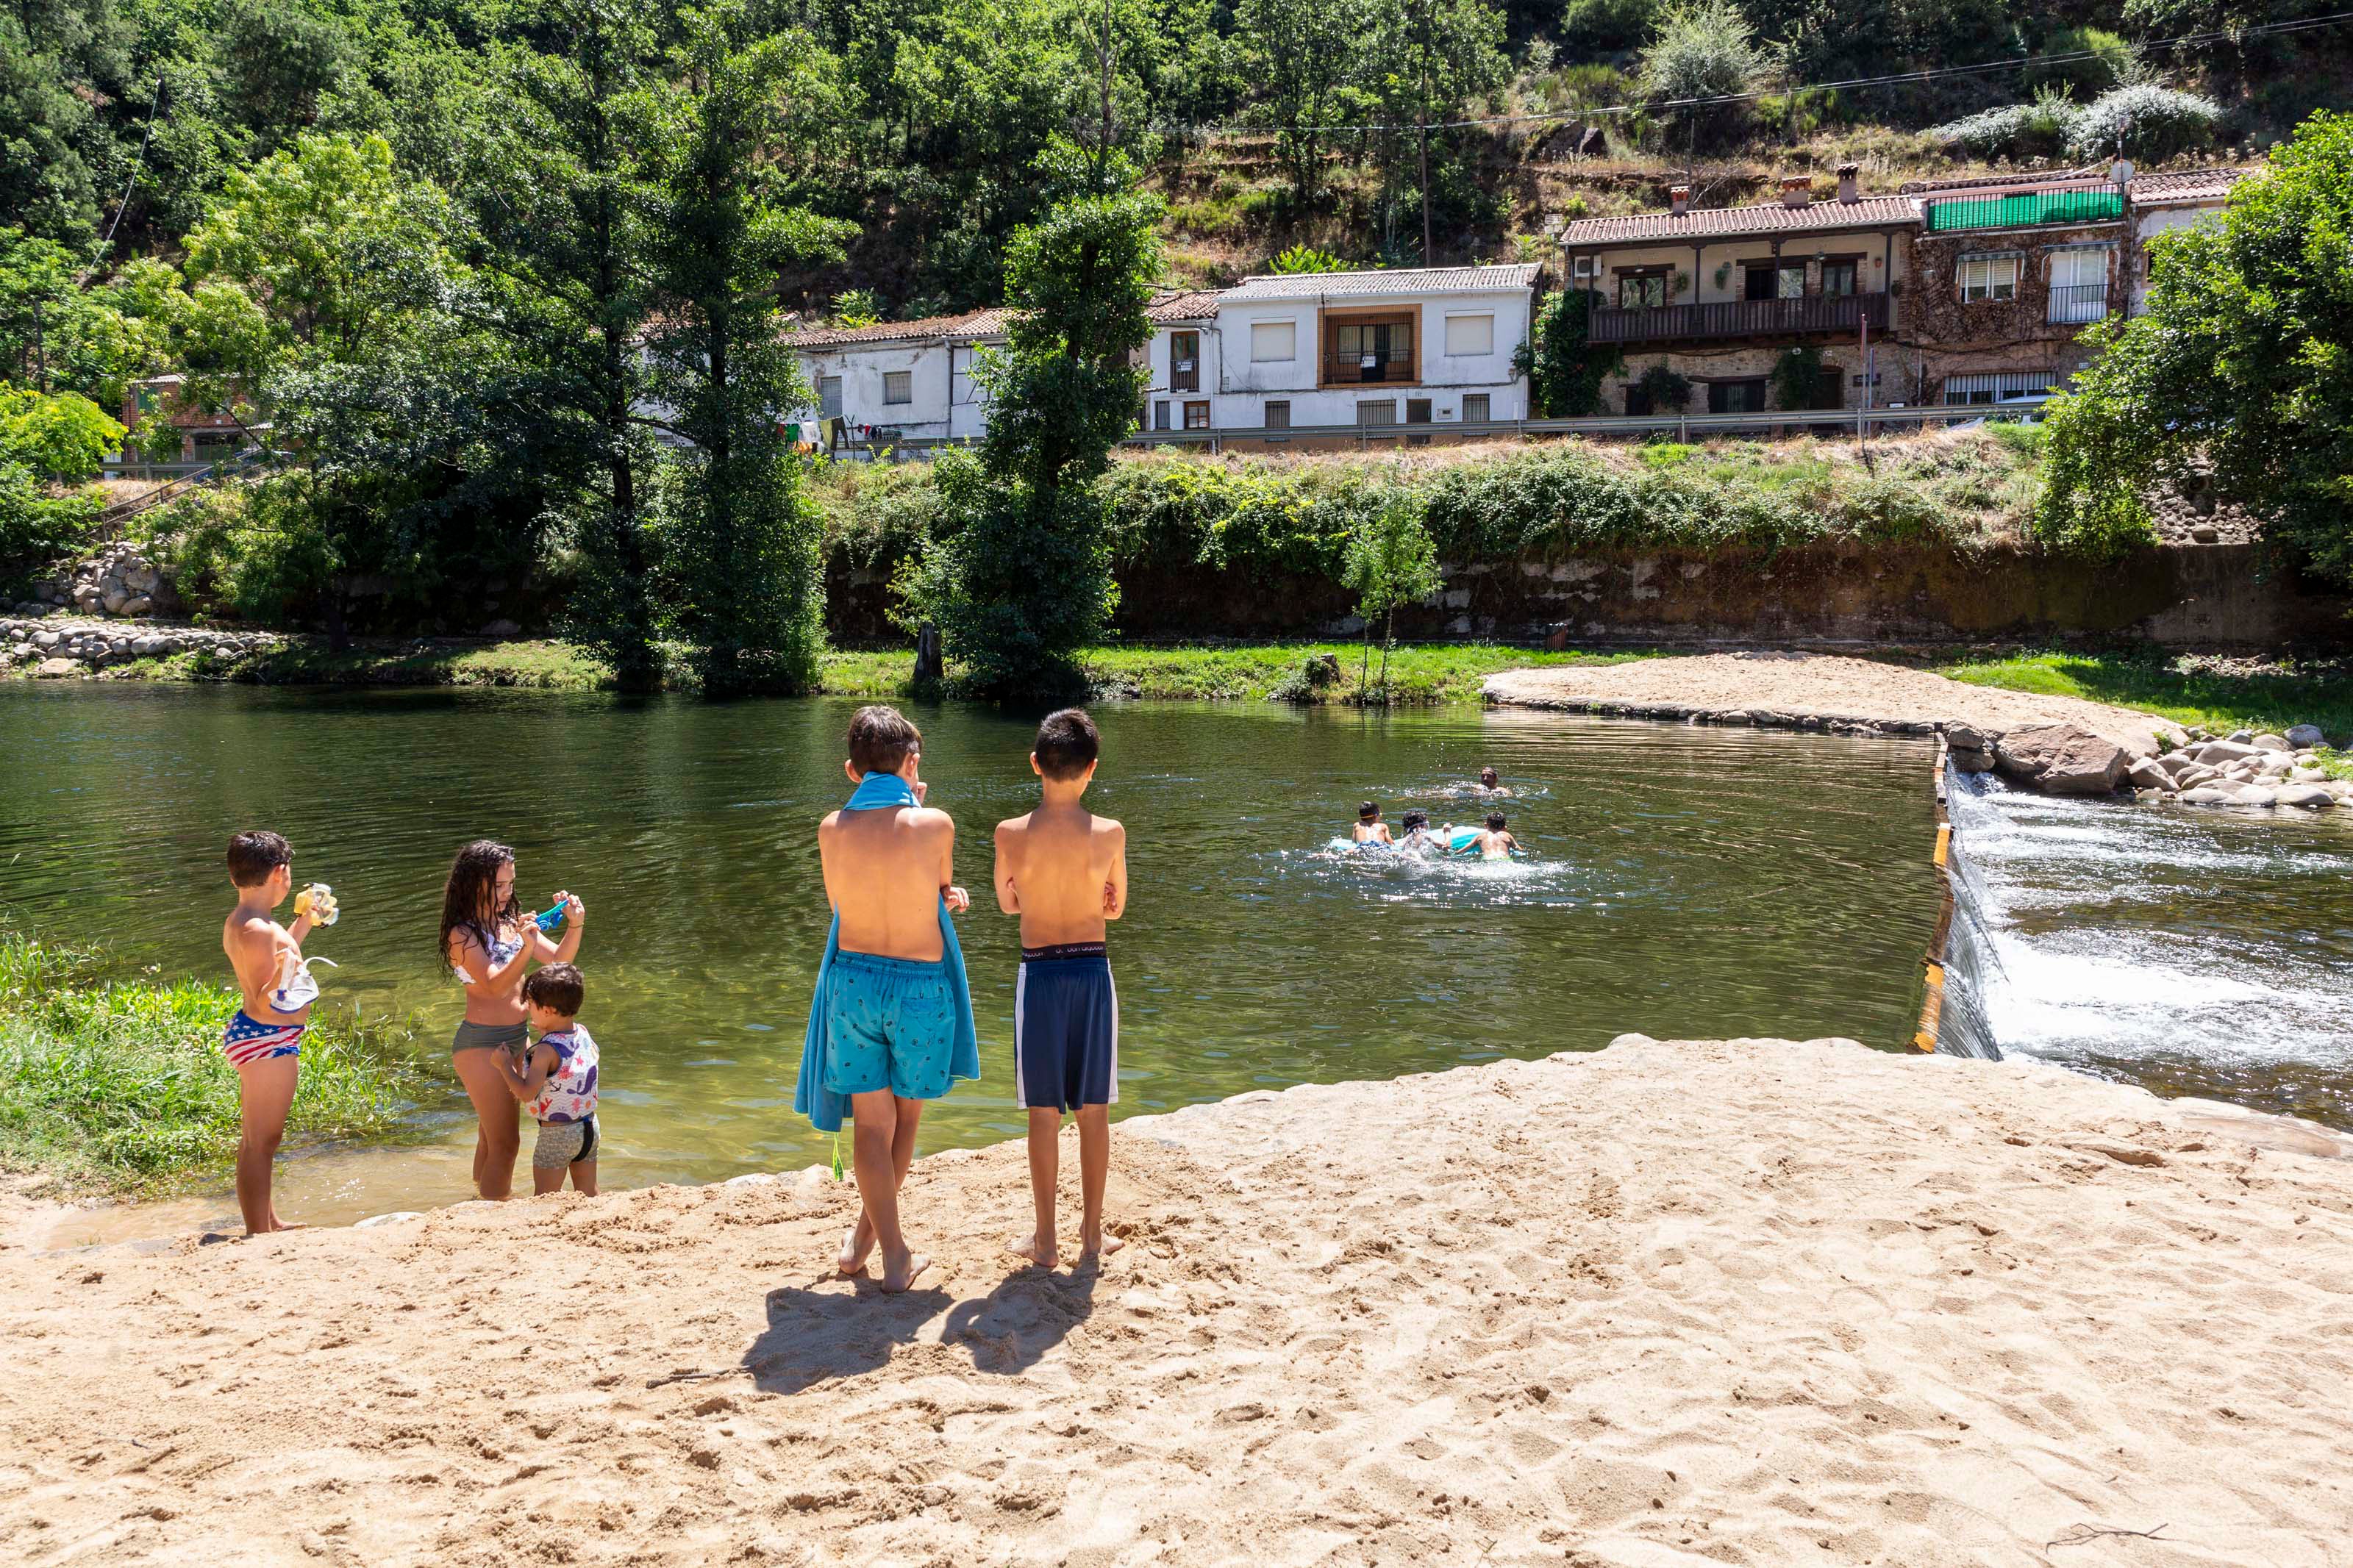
[{"left": 1021, "top": 940, "right": 1108, "bottom": 963}]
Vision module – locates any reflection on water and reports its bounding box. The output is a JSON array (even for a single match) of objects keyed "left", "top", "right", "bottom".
[
  {"left": 1948, "top": 771, "right": 2353, "bottom": 1129},
  {"left": 0, "top": 684, "right": 1940, "bottom": 1239}
]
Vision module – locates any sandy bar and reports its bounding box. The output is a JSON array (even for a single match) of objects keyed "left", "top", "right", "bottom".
[
  {"left": 4, "top": 1037, "right": 2349, "bottom": 1565},
  {"left": 1486, "top": 653, "right": 2188, "bottom": 754}
]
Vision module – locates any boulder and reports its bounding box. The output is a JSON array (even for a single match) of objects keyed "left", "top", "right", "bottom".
[
  {"left": 2196, "top": 740, "right": 2257, "bottom": 765},
  {"left": 1995, "top": 723, "right": 2129, "bottom": 795},
  {"left": 2180, "top": 786, "right": 2238, "bottom": 805},
  {"left": 2156, "top": 750, "right": 2197, "bottom": 776},
  {"left": 2276, "top": 784, "right": 2335, "bottom": 809},
  {"left": 1951, "top": 749, "right": 1995, "bottom": 774},
  {"left": 2232, "top": 785, "right": 2278, "bottom": 807},
  {"left": 2286, "top": 723, "right": 2326, "bottom": 748},
  {"left": 32, "top": 656, "right": 79, "bottom": 678},
  {"left": 31, "top": 630, "right": 59, "bottom": 650},
  {"left": 99, "top": 587, "right": 129, "bottom": 615},
  {"left": 2126, "top": 756, "right": 2172, "bottom": 792},
  {"left": 2227, "top": 729, "right": 2253, "bottom": 744},
  {"left": 2252, "top": 732, "right": 2292, "bottom": 753},
  {"left": 1943, "top": 722, "right": 1988, "bottom": 753},
  {"left": 121, "top": 595, "right": 152, "bottom": 617}
]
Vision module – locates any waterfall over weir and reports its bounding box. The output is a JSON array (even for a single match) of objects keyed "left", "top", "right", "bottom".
[{"left": 1933, "top": 762, "right": 2005, "bottom": 1060}]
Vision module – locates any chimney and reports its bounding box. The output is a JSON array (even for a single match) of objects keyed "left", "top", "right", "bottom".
[
  {"left": 1780, "top": 175, "right": 1813, "bottom": 209},
  {"left": 1837, "top": 162, "right": 1860, "bottom": 204},
  {"left": 1669, "top": 183, "right": 1690, "bottom": 218}
]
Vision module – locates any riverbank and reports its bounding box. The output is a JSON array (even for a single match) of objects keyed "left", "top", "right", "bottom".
[
  {"left": 3, "top": 1036, "right": 2347, "bottom": 1564},
  {"left": 0, "top": 932, "right": 433, "bottom": 1198}
]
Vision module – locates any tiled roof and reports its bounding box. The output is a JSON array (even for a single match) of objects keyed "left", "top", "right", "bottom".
[
  {"left": 1900, "top": 167, "right": 2108, "bottom": 194},
  {"left": 782, "top": 309, "right": 1001, "bottom": 349},
  {"left": 2131, "top": 165, "right": 2249, "bottom": 205},
  {"left": 1560, "top": 196, "right": 1920, "bottom": 246},
  {"left": 1220, "top": 263, "right": 1540, "bottom": 301},
  {"left": 1146, "top": 288, "right": 1221, "bottom": 321}
]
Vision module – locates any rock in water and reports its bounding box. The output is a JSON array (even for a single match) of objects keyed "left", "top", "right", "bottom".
[
  {"left": 1994, "top": 723, "right": 2129, "bottom": 795},
  {"left": 33, "top": 656, "right": 79, "bottom": 678},
  {"left": 2126, "top": 756, "right": 2172, "bottom": 792},
  {"left": 2276, "top": 784, "right": 2336, "bottom": 809}
]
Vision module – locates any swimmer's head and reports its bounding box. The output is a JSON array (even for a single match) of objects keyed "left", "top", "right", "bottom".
[
  {"left": 1358, "top": 801, "right": 1380, "bottom": 822},
  {"left": 1485, "top": 812, "right": 1507, "bottom": 831},
  {"left": 1479, "top": 767, "right": 1499, "bottom": 787},
  {"left": 1402, "top": 809, "right": 1429, "bottom": 831}
]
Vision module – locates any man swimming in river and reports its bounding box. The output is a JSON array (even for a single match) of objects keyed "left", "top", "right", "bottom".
[
  {"left": 1478, "top": 767, "right": 1514, "bottom": 797},
  {"left": 1353, "top": 801, "right": 1394, "bottom": 845}
]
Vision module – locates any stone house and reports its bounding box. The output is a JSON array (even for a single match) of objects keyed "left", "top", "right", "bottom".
[
  {"left": 1559, "top": 163, "right": 2249, "bottom": 415},
  {"left": 117, "top": 374, "right": 251, "bottom": 466},
  {"left": 1557, "top": 165, "right": 1913, "bottom": 416}
]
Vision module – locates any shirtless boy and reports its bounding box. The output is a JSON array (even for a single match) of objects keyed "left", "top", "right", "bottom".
[
  {"left": 219, "top": 830, "right": 327, "bottom": 1236},
  {"left": 1352, "top": 801, "right": 1394, "bottom": 845},
  {"left": 1472, "top": 812, "right": 1518, "bottom": 860},
  {"left": 811, "top": 706, "right": 974, "bottom": 1292},
  {"left": 994, "top": 708, "right": 1128, "bottom": 1268}
]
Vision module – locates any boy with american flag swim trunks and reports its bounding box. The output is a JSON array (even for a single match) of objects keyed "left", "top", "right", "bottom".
[{"left": 220, "top": 830, "right": 331, "bottom": 1236}]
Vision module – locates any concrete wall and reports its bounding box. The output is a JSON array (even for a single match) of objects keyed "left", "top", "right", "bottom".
[
  {"left": 794, "top": 339, "right": 958, "bottom": 440},
  {"left": 826, "top": 541, "right": 2353, "bottom": 650}
]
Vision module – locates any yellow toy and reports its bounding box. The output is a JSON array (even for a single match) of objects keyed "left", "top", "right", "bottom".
[{"left": 293, "top": 882, "right": 340, "bottom": 926}]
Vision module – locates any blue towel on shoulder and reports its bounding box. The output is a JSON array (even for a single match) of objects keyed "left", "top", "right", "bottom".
[{"left": 793, "top": 771, "right": 980, "bottom": 1133}]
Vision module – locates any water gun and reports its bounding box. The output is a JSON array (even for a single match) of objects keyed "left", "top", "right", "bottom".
[
  {"left": 533, "top": 896, "right": 571, "bottom": 933},
  {"left": 293, "top": 883, "right": 340, "bottom": 926}
]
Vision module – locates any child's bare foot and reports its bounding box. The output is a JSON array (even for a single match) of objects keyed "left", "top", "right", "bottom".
[
  {"left": 879, "top": 1250, "right": 932, "bottom": 1294},
  {"left": 837, "top": 1219, "right": 876, "bottom": 1275},
  {"left": 1078, "top": 1225, "right": 1123, "bottom": 1261},
  {"left": 246, "top": 1217, "right": 308, "bottom": 1236},
  {"left": 1006, "top": 1231, "right": 1058, "bottom": 1269}
]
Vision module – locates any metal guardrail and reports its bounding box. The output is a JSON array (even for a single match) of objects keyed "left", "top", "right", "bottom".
[{"left": 1115, "top": 404, "right": 2040, "bottom": 448}]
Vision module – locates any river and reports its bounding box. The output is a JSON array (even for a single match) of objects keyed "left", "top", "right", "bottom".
[{"left": 2, "top": 683, "right": 1944, "bottom": 1238}]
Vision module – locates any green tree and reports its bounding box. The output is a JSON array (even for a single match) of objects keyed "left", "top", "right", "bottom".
[
  {"left": 0, "top": 384, "right": 126, "bottom": 479},
  {"left": 638, "top": 7, "right": 855, "bottom": 695},
  {"left": 1341, "top": 489, "right": 1443, "bottom": 697},
  {"left": 902, "top": 145, "right": 1162, "bottom": 697},
  {"left": 1638, "top": 0, "right": 1763, "bottom": 153},
  {"left": 1236, "top": 0, "right": 1369, "bottom": 212},
  {"left": 2035, "top": 115, "right": 2353, "bottom": 579},
  {"left": 1358, "top": 0, "right": 1510, "bottom": 260}
]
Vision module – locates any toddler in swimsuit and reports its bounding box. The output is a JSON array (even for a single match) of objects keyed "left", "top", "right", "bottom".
[{"left": 493, "top": 962, "right": 602, "bottom": 1195}]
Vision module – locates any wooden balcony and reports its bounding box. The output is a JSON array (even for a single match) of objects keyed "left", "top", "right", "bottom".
[
  {"left": 1321, "top": 354, "right": 1418, "bottom": 386},
  {"left": 1590, "top": 290, "right": 1891, "bottom": 345}
]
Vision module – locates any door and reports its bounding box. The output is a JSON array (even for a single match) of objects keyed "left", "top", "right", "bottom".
[
  {"left": 1171, "top": 332, "right": 1200, "bottom": 392},
  {"left": 2049, "top": 249, "right": 2109, "bottom": 323},
  {"left": 818, "top": 376, "right": 843, "bottom": 418}
]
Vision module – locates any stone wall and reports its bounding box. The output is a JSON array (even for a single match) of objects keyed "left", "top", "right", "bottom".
[{"left": 826, "top": 541, "right": 2353, "bottom": 649}]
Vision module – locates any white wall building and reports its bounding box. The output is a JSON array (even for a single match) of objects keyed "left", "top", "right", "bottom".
[
  {"left": 785, "top": 268, "right": 1539, "bottom": 452},
  {"left": 2127, "top": 167, "right": 2245, "bottom": 315}
]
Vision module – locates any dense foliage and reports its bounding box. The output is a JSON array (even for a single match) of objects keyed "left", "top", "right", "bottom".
[{"left": 2036, "top": 114, "right": 2353, "bottom": 580}]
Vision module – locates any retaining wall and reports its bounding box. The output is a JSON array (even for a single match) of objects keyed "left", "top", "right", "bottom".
[{"left": 826, "top": 541, "right": 2353, "bottom": 648}]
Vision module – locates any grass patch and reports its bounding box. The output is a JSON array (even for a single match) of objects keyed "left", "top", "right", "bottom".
[
  {"left": 0, "top": 930, "right": 438, "bottom": 1195},
  {"left": 1935, "top": 651, "right": 2353, "bottom": 739},
  {"left": 819, "top": 642, "right": 1647, "bottom": 704}
]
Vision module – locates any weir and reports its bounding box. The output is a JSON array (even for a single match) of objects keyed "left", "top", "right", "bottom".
[{"left": 1916, "top": 750, "right": 2004, "bottom": 1061}]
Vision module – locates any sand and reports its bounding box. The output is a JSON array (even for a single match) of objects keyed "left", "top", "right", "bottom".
[
  {"left": 1485, "top": 654, "right": 2188, "bottom": 755},
  {"left": 3, "top": 1037, "right": 2349, "bottom": 1567}
]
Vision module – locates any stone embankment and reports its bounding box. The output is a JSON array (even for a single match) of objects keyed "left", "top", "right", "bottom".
[
  {"left": 0, "top": 615, "right": 277, "bottom": 679},
  {"left": 12, "top": 539, "right": 181, "bottom": 621}
]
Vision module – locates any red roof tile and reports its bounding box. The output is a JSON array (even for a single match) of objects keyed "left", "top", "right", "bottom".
[{"left": 1560, "top": 196, "right": 1920, "bottom": 247}]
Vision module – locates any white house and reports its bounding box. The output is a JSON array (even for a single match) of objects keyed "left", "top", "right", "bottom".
[
  {"left": 784, "top": 268, "right": 1539, "bottom": 453},
  {"left": 1169, "top": 264, "right": 1540, "bottom": 444},
  {"left": 2127, "top": 166, "right": 2246, "bottom": 315}
]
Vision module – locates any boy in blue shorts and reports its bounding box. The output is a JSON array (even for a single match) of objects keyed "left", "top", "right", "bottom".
[{"left": 993, "top": 708, "right": 1128, "bottom": 1268}]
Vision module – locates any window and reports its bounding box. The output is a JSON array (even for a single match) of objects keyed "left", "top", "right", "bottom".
[
  {"left": 1171, "top": 332, "right": 1200, "bottom": 392},
  {"left": 1251, "top": 321, "right": 1296, "bottom": 362},
  {"left": 1821, "top": 259, "right": 1859, "bottom": 297},
  {"left": 1356, "top": 400, "right": 1397, "bottom": 426},
  {"left": 1461, "top": 393, "right": 1490, "bottom": 423},
  {"left": 1942, "top": 370, "right": 2054, "bottom": 407},
  {"left": 1332, "top": 320, "right": 1413, "bottom": 382},
  {"left": 1263, "top": 399, "right": 1291, "bottom": 429},
  {"left": 1744, "top": 264, "right": 1804, "bottom": 302},
  {"left": 2049, "top": 246, "right": 2110, "bottom": 324},
  {"left": 1958, "top": 255, "right": 2020, "bottom": 302},
  {"left": 1618, "top": 272, "right": 1666, "bottom": 310},
  {"left": 882, "top": 370, "right": 913, "bottom": 404},
  {"left": 1707, "top": 379, "right": 1768, "bottom": 415},
  {"left": 1406, "top": 398, "right": 1432, "bottom": 423},
  {"left": 1154, "top": 400, "right": 1170, "bottom": 430},
  {"left": 1183, "top": 401, "right": 1211, "bottom": 430},
  {"left": 1443, "top": 314, "right": 1494, "bottom": 357},
  {"left": 818, "top": 376, "right": 843, "bottom": 418}
]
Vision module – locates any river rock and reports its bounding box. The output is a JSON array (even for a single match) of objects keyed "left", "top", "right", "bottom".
[
  {"left": 2286, "top": 723, "right": 2326, "bottom": 748},
  {"left": 2196, "top": 740, "right": 2258, "bottom": 766},
  {"left": 2180, "top": 786, "right": 2238, "bottom": 805},
  {"left": 2126, "top": 756, "right": 2173, "bottom": 791},
  {"left": 2226, "top": 729, "right": 2253, "bottom": 744},
  {"left": 1944, "top": 722, "right": 1988, "bottom": 753},
  {"left": 2252, "top": 732, "right": 2292, "bottom": 753},
  {"left": 2276, "top": 784, "right": 2335, "bottom": 809},
  {"left": 1996, "top": 723, "right": 2129, "bottom": 795},
  {"left": 2232, "top": 784, "right": 2278, "bottom": 806},
  {"left": 31, "top": 630, "right": 59, "bottom": 649},
  {"left": 1951, "top": 748, "right": 1994, "bottom": 773},
  {"left": 33, "top": 656, "right": 79, "bottom": 678}
]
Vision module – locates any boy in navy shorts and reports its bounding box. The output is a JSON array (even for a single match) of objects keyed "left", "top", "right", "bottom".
[{"left": 993, "top": 708, "right": 1128, "bottom": 1268}]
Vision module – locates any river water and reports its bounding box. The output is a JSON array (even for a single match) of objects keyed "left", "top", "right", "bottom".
[
  {"left": 1, "top": 683, "right": 1946, "bottom": 1239},
  {"left": 1946, "top": 769, "right": 2353, "bottom": 1131}
]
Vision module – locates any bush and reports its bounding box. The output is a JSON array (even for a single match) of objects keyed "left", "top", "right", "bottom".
[
  {"left": 1558, "top": 0, "right": 1660, "bottom": 58},
  {"left": 1639, "top": 0, "right": 1765, "bottom": 148},
  {"left": 1933, "top": 84, "right": 2079, "bottom": 160},
  {"left": 2067, "top": 85, "right": 2222, "bottom": 162},
  {"left": 2026, "top": 27, "right": 2139, "bottom": 97},
  {"left": 1634, "top": 363, "right": 1693, "bottom": 412},
  {"left": 0, "top": 462, "right": 100, "bottom": 592}
]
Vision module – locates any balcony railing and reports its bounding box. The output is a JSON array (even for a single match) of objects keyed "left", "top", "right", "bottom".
[
  {"left": 1927, "top": 187, "right": 2122, "bottom": 232},
  {"left": 2046, "top": 283, "right": 2109, "bottom": 325},
  {"left": 1590, "top": 290, "right": 1890, "bottom": 345},
  {"left": 1322, "top": 354, "right": 1416, "bottom": 384}
]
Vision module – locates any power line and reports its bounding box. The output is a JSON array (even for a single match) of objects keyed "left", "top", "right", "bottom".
[{"left": 1174, "top": 10, "right": 2353, "bottom": 137}]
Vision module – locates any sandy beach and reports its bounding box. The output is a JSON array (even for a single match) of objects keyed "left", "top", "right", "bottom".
[
  {"left": 4, "top": 1035, "right": 2349, "bottom": 1566},
  {"left": 1485, "top": 654, "right": 2188, "bottom": 753}
]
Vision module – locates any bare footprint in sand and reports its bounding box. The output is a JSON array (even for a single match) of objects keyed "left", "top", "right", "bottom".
[
  {"left": 880, "top": 1253, "right": 932, "bottom": 1294},
  {"left": 1006, "top": 1232, "right": 1058, "bottom": 1270}
]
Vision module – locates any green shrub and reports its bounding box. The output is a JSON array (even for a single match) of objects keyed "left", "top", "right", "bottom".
[
  {"left": 0, "top": 462, "right": 100, "bottom": 592},
  {"left": 2026, "top": 27, "right": 2138, "bottom": 96},
  {"left": 2067, "top": 85, "right": 2222, "bottom": 161}
]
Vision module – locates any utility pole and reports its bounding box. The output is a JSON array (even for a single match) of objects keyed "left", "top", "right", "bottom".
[{"left": 1416, "top": 0, "right": 1432, "bottom": 262}]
